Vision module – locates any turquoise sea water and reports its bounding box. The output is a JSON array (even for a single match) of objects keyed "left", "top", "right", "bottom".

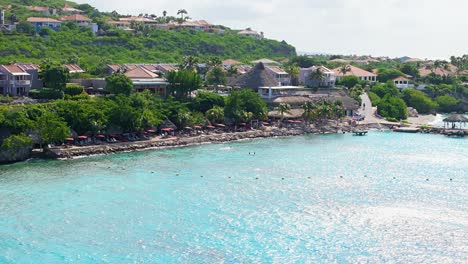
[{"left": 0, "top": 131, "right": 467, "bottom": 263}]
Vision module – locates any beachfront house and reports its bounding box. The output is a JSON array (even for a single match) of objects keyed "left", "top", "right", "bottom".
[
  {"left": 27, "top": 17, "right": 62, "bottom": 32},
  {"left": 299, "top": 66, "right": 336, "bottom": 88},
  {"left": 333, "top": 65, "right": 377, "bottom": 83},
  {"left": 124, "top": 67, "right": 169, "bottom": 97},
  {"left": 0, "top": 64, "right": 39, "bottom": 96},
  {"left": 393, "top": 76, "right": 413, "bottom": 90}
]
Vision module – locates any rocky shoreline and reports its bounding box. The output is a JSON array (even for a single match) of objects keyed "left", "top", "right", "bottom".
[{"left": 45, "top": 126, "right": 346, "bottom": 160}]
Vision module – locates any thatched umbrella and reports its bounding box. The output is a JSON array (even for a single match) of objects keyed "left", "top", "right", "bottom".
[
  {"left": 229, "top": 62, "right": 279, "bottom": 91},
  {"left": 160, "top": 119, "right": 177, "bottom": 130},
  {"left": 443, "top": 114, "right": 468, "bottom": 129}
]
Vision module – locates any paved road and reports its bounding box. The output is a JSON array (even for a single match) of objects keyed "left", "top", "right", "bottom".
[{"left": 359, "top": 93, "right": 382, "bottom": 124}]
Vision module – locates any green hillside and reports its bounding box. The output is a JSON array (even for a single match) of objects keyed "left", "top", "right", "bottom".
[{"left": 0, "top": 1, "right": 296, "bottom": 73}]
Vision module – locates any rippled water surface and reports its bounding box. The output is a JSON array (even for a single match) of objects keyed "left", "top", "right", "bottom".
[{"left": 0, "top": 131, "right": 467, "bottom": 263}]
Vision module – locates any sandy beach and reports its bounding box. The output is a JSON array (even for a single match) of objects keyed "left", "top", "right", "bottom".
[{"left": 407, "top": 114, "right": 437, "bottom": 125}]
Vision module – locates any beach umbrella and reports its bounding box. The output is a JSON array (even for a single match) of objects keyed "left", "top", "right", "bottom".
[
  {"left": 77, "top": 136, "right": 88, "bottom": 139},
  {"left": 206, "top": 125, "right": 215, "bottom": 129},
  {"left": 65, "top": 138, "right": 74, "bottom": 141},
  {"left": 161, "top": 128, "right": 174, "bottom": 132},
  {"left": 146, "top": 129, "right": 156, "bottom": 133},
  {"left": 215, "top": 124, "right": 226, "bottom": 127},
  {"left": 194, "top": 125, "right": 202, "bottom": 129},
  {"left": 96, "top": 135, "right": 106, "bottom": 138}
]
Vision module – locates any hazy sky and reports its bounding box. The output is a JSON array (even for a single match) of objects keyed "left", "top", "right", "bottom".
[{"left": 79, "top": 0, "right": 468, "bottom": 59}]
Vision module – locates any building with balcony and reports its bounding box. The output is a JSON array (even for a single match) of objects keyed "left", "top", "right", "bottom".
[
  {"left": 26, "top": 17, "right": 62, "bottom": 32},
  {"left": 393, "top": 76, "right": 414, "bottom": 90},
  {"left": 299, "top": 66, "right": 336, "bottom": 88},
  {"left": 333, "top": 64, "right": 377, "bottom": 83},
  {"left": 124, "top": 67, "right": 169, "bottom": 97},
  {"left": 265, "top": 66, "right": 290, "bottom": 86},
  {"left": 0, "top": 64, "right": 38, "bottom": 96}
]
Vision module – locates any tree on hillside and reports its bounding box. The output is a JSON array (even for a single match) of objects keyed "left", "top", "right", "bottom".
[
  {"left": 35, "top": 112, "right": 70, "bottom": 149},
  {"left": 40, "top": 63, "right": 70, "bottom": 91},
  {"left": 224, "top": 90, "right": 267, "bottom": 123},
  {"left": 105, "top": 74, "right": 134, "bottom": 95},
  {"left": 179, "top": 56, "right": 200, "bottom": 72},
  {"left": 206, "top": 56, "right": 222, "bottom": 69},
  {"left": 378, "top": 68, "right": 405, "bottom": 82},
  {"left": 206, "top": 67, "right": 227, "bottom": 87},
  {"left": 301, "top": 101, "right": 316, "bottom": 124},
  {"left": 339, "top": 75, "right": 360, "bottom": 89},
  {"left": 167, "top": 70, "right": 203, "bottom": 100},
  {"left": 190, "top": 91, "right": 225, "bottom": 113},
  {"left": 376, "top": 95, "right": 408, "bottom": 120},
  {"left": 206, "top": 106, "right": 224, "bottom": 124},
  {"left": 436, "top": 95, "right": 460, "bottom": 113},
  {"left": 402, "top": 89, "right": 437, "bottom": 114}
]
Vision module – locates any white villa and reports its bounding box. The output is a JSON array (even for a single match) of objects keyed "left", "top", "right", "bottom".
[
  {"left": 299, "top": 66, "right": 336, "bottom": 87},
  {"left": 393, "top": 76, "right": 414, "bottom": 90}
]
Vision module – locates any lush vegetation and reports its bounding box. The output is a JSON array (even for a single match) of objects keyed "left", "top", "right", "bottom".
[{"left": 0, "top": 21, "right": 295, "bottom": 74}]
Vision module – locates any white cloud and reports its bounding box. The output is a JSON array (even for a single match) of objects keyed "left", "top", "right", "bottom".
[{"left": 79, "top": 0, "right": 468, "bottom": 59}]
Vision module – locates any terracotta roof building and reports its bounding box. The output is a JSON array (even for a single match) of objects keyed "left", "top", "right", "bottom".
[{"left": 333, "top": 65, "right": 377, "bottom": 82}]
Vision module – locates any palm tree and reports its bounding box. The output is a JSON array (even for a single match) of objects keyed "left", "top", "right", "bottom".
[
  {"left": 163, "top": 10, "right": 167, "bottom": 17},
  {"left": 301, "top": 101, "right": 315, "bottom": 125},
  {"left": 309, "top": 68, "right": 324, "bottom": 87},
  {"left": 179, "top": 56, "right": 199, "bottom": 72},
  {"left": 339, "top": 65, "right": 351, "bottom": 77},
  {"left": 285, "top": 64, "right": 299, "bottom": 86},
  {"left": 177, "top": 9, "right": 188, "bottom": 21},
  {"left": 275, "top": 103, "right": 291, "bottom": 126}
]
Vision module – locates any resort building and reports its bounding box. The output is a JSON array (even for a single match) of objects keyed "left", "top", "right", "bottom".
[
  {"left": 333, "top": 65, "right": 377, "bottom": 82},
  {"left": 0, "top": 64, "right": 40, "bottom": 96},
  {"left": 169, "top": 20, "right": 214, "bottom": 31},
  {"left": 64, "top": 64, "right": 86, "bottom": 74},
  {"left": 393, "top": 76, "right": 413, "bottom": 90},
  {"left": 61, "top": 4, "right": 84, "bottom": 14},
  {"left": 106, "top": 19, "right": 131, "bottom": 30},
  {"left": 155, "top": 64, "right": 178, "bottom": 76},
  {"left": 238, "top": 28, "right": 263, "bottom": 39},
  {"left": 60, "top": 14, "right": 98, "bottom": 34},
  {"left": 124, "top": 67, "right": 169, "bottom": 97},
  {"left": 26, "top": 6, "right": 57, "bottom": 16},
  {"left": 265, "top": 66, "right": 290, "bottom": 86},
  {"left": 299, "top": 66, "right": 336, "bottom": 87},
  {"left": 27, "top": 17, "right": 62, "bottom": 32}
]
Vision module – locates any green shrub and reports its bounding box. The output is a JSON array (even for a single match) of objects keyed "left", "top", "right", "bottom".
[
  {"left": 377, "top": 95, "right": 408, "bottom": 120},
  {"left": 401, "top": 120, "right": 411, "bottom": 124},
  {"left": 435, "top": 95, "right": 460, "bottom": 113},
  {"left": 386, "top": 117, "right": 399, "bottom": 122},
  {"left": 29, "top": 89, "right": 64, "bottom": 100},
  {"left": 402, "top": 89, "right": 437, "bottom": 114},
  {"left": 64, "top": 83, "right": 85, "bottom": 96},
  {"left": 0, "top": 95, "right": 13, "bottom": 104},
  {"left": 1, "top": 134, "right": 33, "bottom": 151},
  {"left": 368, "top": 92, "right": 381, "bottom": 105}
]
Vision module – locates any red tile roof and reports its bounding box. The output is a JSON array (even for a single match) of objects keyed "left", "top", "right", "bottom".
[
  {"left": 332, "top": 65, "right": 377, "bottom": 77},
  {"left": 64, "top": 64, "right": 85, "bottom": 73},
  {"left": 60, "top": 14, "right": 91, "bottom": 22},
  {"left": 27, "top": 17, "right": 62, "bottom": 23},
  {"left": 27, "top": 6, "right": 50, "bottom": 12},
  {"left": 124, "top": 67, "right": 158, "bottom": 79}
]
